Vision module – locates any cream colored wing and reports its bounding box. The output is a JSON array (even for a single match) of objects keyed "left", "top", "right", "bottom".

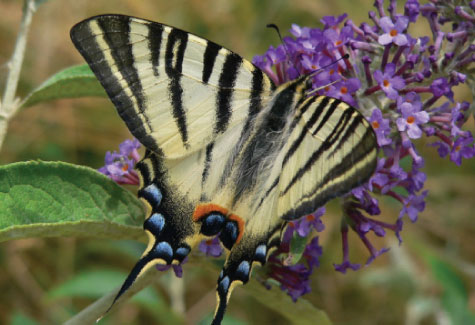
[
  {"left": 70, "top": 14, "right": 274, "bottom": 159},
  {"left": 276, "top": 95, "right": 378, "bottom": 220}
]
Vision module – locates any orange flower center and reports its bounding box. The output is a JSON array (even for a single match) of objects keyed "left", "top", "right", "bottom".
[
  {"left": 329, "top": 68, "right": 335, "bottom": 75},
  {"left": 206, "top": 239, "right": 213, "bottom": 245},
  {"left": 406, "top": 116, "right": 415, "bottom": 124},
  {"left": 311, "top": 64, "right": 317, "bottom": 70},
  {"left": 340, "top": 86, "right": 348, "bottom": 94},
  {"left": 122, "top": 164, "right": 129, "bottom": 172},
  {"left": 306, "top": 214, "right": 315, "bottom": 222},
  {"left": 372, "top": 121, "right": 380, "bottom": 129},
  {"left": 336, "top": 40, "right": 342, "bottom": 46},
  {"left": 455, "top": 145, "right": 461, "bottom": 152},
  {"left": 383, "top": 79, "right": 390, "bottom": 87},
  {"left": 390, "top": 29, "right": 398, "bottom": 37},
  {"left": 324, "top": 86, "right": 330, "bottom": 92}
]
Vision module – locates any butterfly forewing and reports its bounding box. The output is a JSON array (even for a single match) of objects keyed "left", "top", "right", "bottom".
[{"left": 70, "top": 15, "right": 274, "bottom": 159}]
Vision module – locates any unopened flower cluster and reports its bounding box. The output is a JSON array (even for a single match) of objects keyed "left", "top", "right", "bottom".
[{"left": 99, "top": 0, "right": 474, "bottom": 302}]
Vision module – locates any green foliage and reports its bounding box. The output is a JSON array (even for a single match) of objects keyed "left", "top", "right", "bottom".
[
  {"left": 0, "top": 161, "right": 145, "bottom": 242},
  {"left": 10, "top": 312, "right": 38, "bottom": 325},
  {"left": 246, "top": 281, "right": 332, "bottom": 325},
  {"left": 289, "top": 230, "right": 308, "bottom": 264},
  {"left": 48, "top": 269, "right": 135, "bottom": 299},
  {"left": 20, "top": 65, "right": 106, "bottom": 109},
  {"left": 428, "top": 256, "right": 475, "bottom": 324},
  {"left": 48, "top": 269, "right": 182, "bottom": 324}
]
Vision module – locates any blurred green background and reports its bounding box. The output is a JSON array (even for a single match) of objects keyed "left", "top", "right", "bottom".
[{"left": 0, "top": 0, "right": 474, "bottom": 324}]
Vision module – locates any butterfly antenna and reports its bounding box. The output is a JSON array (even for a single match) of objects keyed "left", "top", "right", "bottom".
[
  {"left": 304, "top": 54, "right": 350, "bottom": 95},
  {"left": 308, "top": 53, "right": 350, "bottom": 78},
  {"left": 266, "top": 23, "right": 292, "bottom": 64}
]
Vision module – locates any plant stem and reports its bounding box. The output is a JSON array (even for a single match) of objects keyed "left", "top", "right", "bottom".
[
  {"left": 169, "top": 273, "right": 186, "bottom": 314},
  {"left": 0, "top": 0, "right": 36, "bottom": 150}
]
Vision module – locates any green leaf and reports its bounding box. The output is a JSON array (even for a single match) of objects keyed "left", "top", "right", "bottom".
[
  {"left": 0, "top": 161, "right": 145, "bottom": 242},
  {"left": 288, "top": 232, "right": 308, "bottom": 265},
  {"left": 20, "top": 65, "right": 106, "bottom": 108},
  {"left": 246, "top": 280, "right": 332, "bottom": 325},
  {"left": 428, "top": 255, "right": 475, "bottom": 324}
]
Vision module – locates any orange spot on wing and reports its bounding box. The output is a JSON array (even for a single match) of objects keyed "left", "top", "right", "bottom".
[
  {"left": 192, "top": 203, "right": 229, "bottom": 222},
  {"left": 228, "top": 214, "right": 245, "bottom": 245},
  {"left": 193, "top": 203, "right": 246, "bottom": 246}
]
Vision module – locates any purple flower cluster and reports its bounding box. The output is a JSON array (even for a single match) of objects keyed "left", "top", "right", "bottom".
[
  {"left": 101, "top": 0, "right": 474, "bottom": 303},
  {"left": 266, "top": 208, "right": 325, "bottom": 301},
  {"left": 98, "top": 139, "right": 141, "bottom": 185},
  {"left": 253, "top": 0, "right": 474, "bottom": 297},
  {"left": 255, "top": 208, "right": 324, "bottom": 300}
]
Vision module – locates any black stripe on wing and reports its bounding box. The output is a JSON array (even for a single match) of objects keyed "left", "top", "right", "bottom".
[
  {"left": 277, "top": 97, "right": 377, "bottom": 220},
  {"left": 215, "top": 53, "right": 242, "bottom": 134},
  {"left": 303, "top": 126, "right": 376, "bottom": 201},
  {"left": 282, "top": 96, "right": 328, "bottom": 166},
  {"left": 310, "top": 98, "right": 341, "bottom": 136},
  {"left": 202, "top": 41, "right": 222, "bottom": 83},
  {"left": 70, "top": 15, "right": 161, "bottom": 154},
  {"left": 254, "top": 95, "right": 324, "bottom": 211},
  {"left": 281, "top": 99, "right": 348, "bottom": 195},
  {"left": 165, "top": 28, "right": 189, "bottom": 148},
  {"left": 280, "top": 128, "right": 377, "bottom": 221},
  {"left": 148, "top": 23, "right": 164, "bottom": 77},
  {"left": 201, "top": 142, "right": 215, "bottom": 193}
]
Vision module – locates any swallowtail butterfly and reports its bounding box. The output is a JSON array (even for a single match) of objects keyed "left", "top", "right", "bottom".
[{"left": 71, "top": 14, "right": 377, "bottom": 324}]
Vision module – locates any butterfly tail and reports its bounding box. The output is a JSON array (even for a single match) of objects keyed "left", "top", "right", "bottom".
[
  {"left": 211, "top": 236, "right": 274, "bottom": 324},
  {"left": 212, "top": 264, "right": 248, "bottom": 325},
  {"left": 97, "top": 250, "right": 156, "bottom": 321},
  {"left": 212, "top": 279, "right": 232, "bottom": 325}
]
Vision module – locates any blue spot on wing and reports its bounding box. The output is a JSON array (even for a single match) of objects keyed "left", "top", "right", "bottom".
[
  {"left": 154, "top": 241, "right": 173, "bottom": 261},
  {"left": 255, "top": 244, "right": 267, "bottom": 263},
  {"left": 201, "top": 213, "right": 226, "bottom": 236},
  {"left": 141, "top": 184, "right": 162, "bottom": 206},
  {"left": 256, "top": 244, "right": 266, "bottom": 257},
  {"left": 219, "top": 276, "right": 230, "bottom": 293},
  {"left": 236, "top": 261, "right": 250, "bottom": 280},
  {"left": 145, "top": 213, "right": 165, "bottom": 234},
  {"left": 175, "top": 246, "right": 190, "bottom": 260},
  {"left": 219, "top": 221, "right": 238, "bottom": 250}
]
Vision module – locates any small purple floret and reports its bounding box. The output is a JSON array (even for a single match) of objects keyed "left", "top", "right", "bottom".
[{"left": 198, "top": 236, "right": 223, "bottom": 257}]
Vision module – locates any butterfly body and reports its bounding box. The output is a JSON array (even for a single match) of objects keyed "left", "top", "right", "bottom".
[{"left": 71, "top": 14, "right": 377, "bottom": 324}]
